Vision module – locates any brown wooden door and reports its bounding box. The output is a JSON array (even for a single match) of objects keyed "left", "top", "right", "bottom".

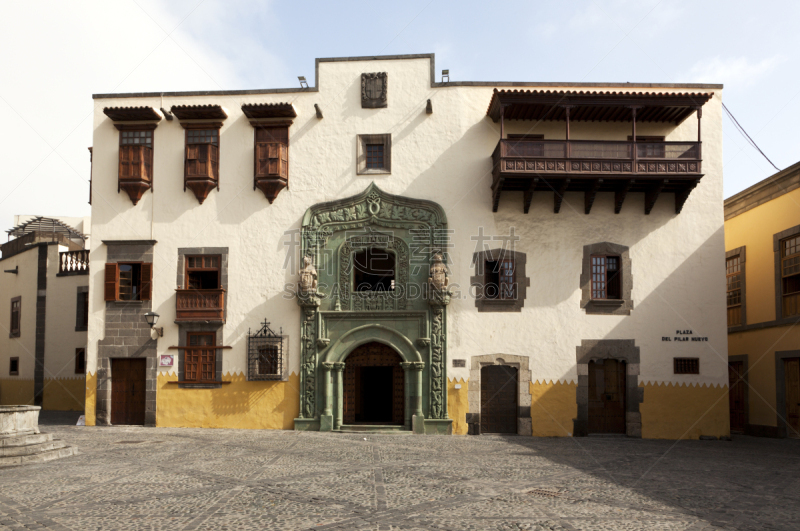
[
  {"left": 343, "top": 342, "right": 404, "bottom": 425},
  {"left": 785, "top": 358, "right": 800, "bottom": 438},
  {"left": 728, "top": 361, "right": 746, "bottom": 433},
  {"left": 111, "top": 358, "right": 146, "bottom": 425},
  {"left": 480, "top": 365, "right": 518, "bottom": 434},
  {"left": 588, "top": 359, "right": 626, "bottom": 434}
]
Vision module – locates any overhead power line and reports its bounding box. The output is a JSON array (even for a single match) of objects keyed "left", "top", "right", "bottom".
[{"left": 722, "top": 102, "right": 781, "bottom": 172}]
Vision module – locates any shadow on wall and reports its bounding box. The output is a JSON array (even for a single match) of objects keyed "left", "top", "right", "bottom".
[
  {"left": 524, "top": 226, "right": 729, "bottom": 442},
  {"left": 156, "top": 372, "right": 300, "bottom": 430}
]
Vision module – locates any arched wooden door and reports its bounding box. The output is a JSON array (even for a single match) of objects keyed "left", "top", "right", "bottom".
[
  {"left": 343, "top": 342, "right": 404, "bottom": 425},
  {"left": 481, "top": 365, "right": 518, "bottom": 434}
]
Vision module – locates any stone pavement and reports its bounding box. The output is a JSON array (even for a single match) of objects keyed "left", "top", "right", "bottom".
[{"left": 0, "top": 422, "right": 798, "bottom": 530}]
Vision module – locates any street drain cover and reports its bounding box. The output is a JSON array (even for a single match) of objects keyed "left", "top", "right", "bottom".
[{"left": 527, "top": 489, "right": 561, "bottom": 498}]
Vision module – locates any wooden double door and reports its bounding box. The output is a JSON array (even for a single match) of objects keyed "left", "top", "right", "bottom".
[
  {"left": 588, "top": 359, "right": 626, "bottom": 434},
  {"left": 480, "top": 365, "right": 518, "bottom": 434},
  {"left": 111, "top": 358, "right": 146, "bottom": 426},
  {"left": 343, "top": 342, "right": 404, "bottom": 425}
]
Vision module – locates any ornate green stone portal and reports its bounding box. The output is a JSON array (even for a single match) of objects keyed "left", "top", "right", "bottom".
[{"left": 294, "top": 184, "right": 453, "bottom": 434}]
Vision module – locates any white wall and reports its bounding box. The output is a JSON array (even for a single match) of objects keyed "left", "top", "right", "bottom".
[{"left": 88, "top": 56, "right": 726, "bottom": 387}]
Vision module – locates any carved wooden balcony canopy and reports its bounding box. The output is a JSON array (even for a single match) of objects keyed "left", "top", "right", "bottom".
[
  {"left": 171, "top": 104, "right": 228, "bottom": 120},
  {"left": 487, "top": 90, "right": 715, "bottom": 216},
  {"left": 103, "top": 106, "right": 162, "bottom": 121},
  {"left": 241, "top": 102, "right": 297, "bottom": 119},
  {"left": 487, "top": 89, "right": 713, "bottom": 124}
]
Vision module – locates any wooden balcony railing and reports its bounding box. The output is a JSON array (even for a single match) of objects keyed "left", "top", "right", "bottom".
[
  {"left": 493, "top": 139, "right": 702, "bottom": 176},
  {"left": 59, "top": 250, "right": 89, "bottom": 275},
  {"left": 175, "top": 289, "right": 225, "bottom": 322},
  {"left": 491, "top": 139, "right": 704, "bottom": 214}
]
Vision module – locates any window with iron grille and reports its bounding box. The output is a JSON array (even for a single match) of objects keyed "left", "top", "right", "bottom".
[
  {"left": 484, "top": 259, "right": 515, "bottom": 300},
  {"left": 591, "top": 256, "right": 621, "bottom": 299},
  {"left": 727, "top": 255, "right": 742, "bottom": 326},
  {"left": 366, "top": 144, "right": 384, "bottom": 168},
  {"left": 674, "top": 357, "right": 699, "bottom": 374},
  {"left": 782, "top": 236, "right": 800, "bottom": 317},
  {"left": 247, "top": 320, "right": 284, "bottom": 381}
]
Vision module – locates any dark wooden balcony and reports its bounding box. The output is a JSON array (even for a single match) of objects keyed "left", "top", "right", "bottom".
[
  {"left": 492, "top": 139, "right": 703, "bottom": 214},
  {"left": 486, "top": 88, "right": 713, "bottom": 215},
  {"left": 175, "top": 289, "right": 225, "bottom": 323}
]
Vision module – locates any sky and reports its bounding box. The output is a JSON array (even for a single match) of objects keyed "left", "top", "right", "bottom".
[{"left": 0, "top": 0, "right": 797, "bottom": 233}]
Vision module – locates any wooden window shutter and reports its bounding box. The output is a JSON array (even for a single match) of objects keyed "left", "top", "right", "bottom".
[
  {"left": 140, "top": 263, "right": 153, "bottom": 301},
  {"left": 104, "top": 263, "right": 119, "bottom": 301},
  {"left": 279, "top": 143, "right": 288, "bottom": 178},
  {"left": 119, "top": 146, "right": 132, "bottom": 180},
  {"left": 255, "top": 143, "right": 269, "bottom": 177},
  {"left": 186, "top": 144, "right": 199, "bottom": 179},
  {"left": 210, "top": 144, "right": 219, "bottom": 180}
]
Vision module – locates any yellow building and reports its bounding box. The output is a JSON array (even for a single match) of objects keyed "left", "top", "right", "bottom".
[{"left": 725, "top": 161, "right": 800, "bottom": 438}]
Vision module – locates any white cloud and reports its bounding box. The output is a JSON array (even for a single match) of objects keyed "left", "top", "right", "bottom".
[{"left": 688, "top": 55, "right": 786, "bottom": 87}]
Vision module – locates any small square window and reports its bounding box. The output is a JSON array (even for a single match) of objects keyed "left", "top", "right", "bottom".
[
  {"left": 9, "top": 297, "right": 21, "bottom": 338},
  {"left": 9, "top": 357, "right": 19, "bottom": 376},
  {"left": 357, "top": 134, "right": 391, "bottom": 175},
  {"left": 674, "top": 357, "right": 699, "bottom": 374}
]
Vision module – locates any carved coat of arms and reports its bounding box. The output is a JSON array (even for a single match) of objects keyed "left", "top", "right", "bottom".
[{"left": 361, "top": 72, "right": 388, "bottom": 108}]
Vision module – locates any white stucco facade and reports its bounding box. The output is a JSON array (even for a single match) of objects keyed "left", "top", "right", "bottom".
[{"left": 87, "top": 54, "right": 728, "bottom": 437}]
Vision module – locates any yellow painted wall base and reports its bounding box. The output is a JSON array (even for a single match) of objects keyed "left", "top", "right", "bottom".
[
  {"left": 85, "top": 372, "right": 96, "bottom": 426},
  {"left": 157, "top": 372, "right": 300, "bottom": 429},
  {"left": 447, "top": 378, "right": 468, "bottom": 435},
  {"left": 0, "top": 378, "right": 34, "bottom": 406},
  {"left": 640, "top": 382, "right": 729, "bottom": 439},
  {"left": 42, "top": 377, "right": 85, "bottom": 411},
  {"left": 530, "top": 380, "right": 578, "bottom": 437}
]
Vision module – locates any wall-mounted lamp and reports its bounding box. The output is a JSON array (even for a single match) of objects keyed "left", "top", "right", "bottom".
[
  {"left": 144, "top": 311, "right": 163, "bottom": 339},
  {"left": 298, "top": 76, "right": 308, "bottom": 89},
  {"left": 441, "top": 69, "right": 449, "bottom": 83},
  {"left": 3, "top": 266, "right": 18, "bottom": 274}
]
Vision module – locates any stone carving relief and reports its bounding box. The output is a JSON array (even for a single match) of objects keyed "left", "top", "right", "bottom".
[
  {"left": 361, "top": 72, "right": 388, "bottom": 108},
  {"left": 299, "top": 255, "right": 318, "bottom": 294},
  {"left": 429, "top": 252, "right": 448, "bottom": 291}
]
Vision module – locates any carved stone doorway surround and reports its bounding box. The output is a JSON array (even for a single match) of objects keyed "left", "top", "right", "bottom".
[
  {"left": 574, "top": 339, "right": 643, "bottom": 437},
  {"left": 468, "top": 354, "right": 531, "bottom": 435}
]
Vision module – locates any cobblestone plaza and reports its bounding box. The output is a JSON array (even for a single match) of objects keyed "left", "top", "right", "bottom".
[{"left": 1, "top": 417, "right": 798, "bottom": 530}]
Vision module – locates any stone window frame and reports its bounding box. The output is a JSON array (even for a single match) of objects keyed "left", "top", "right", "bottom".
[
  {"left": 728, "top": 354, "right": 749, "bottom": 433},
  {"left": 9, "top": 296, "right": 21, "bottom": 338},
  {"left": 580, "top": 242, "right": 633, "bottom": 315},
  {"left": 470, "top": 248, "right": 530, "bottom": 313},
  {"left": 774, "top": 225, "right": 800, "bottom": 321},
  {"left": 356, "top": 134, "right": 391, "bottom": 175},
  {"left": 175, "top": 247, "right": 229, "bottom": 389},
  {"left": 775, "top": 350, "right": 800, "bottom": 438},
  {"left": 466, "top": 354, "right": 532, "bottom": 436},
  {"left": 96, "top": 240, "right": 158, "bottom": 427},
  {"left": 726, "top": 246, "right": 746, "bottom": 328},
  {"left": 75, "top": 286, "right": 89, "bottom": 332},
  {"left": 574, "top": 339, "right": 643, "bottom": 438}
]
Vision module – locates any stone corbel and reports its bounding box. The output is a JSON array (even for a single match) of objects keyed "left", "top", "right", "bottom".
[
  {"left": 426, "top": 287, "right": 452, "bottom": 307},
  {"left": 296, "top": 290, "right": 324, "bottom": 308},
  {"left": 316, "top": 338, "right": 330, "bottom": 350},
  {"left": 416, "top": 338, "right": 431, "bottom": 348}
]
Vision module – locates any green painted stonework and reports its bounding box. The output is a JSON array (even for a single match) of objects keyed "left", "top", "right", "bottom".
[{"left": 294, "top": 184, "right": 452, "bottom": 434}]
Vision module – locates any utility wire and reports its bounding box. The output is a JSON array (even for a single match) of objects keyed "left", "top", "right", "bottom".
[{"left": 722, "top": 102, "right": 781, "bottom": 172}]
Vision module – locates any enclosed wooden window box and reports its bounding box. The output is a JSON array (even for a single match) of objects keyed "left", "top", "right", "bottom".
[
  {"left": 118, "top": 144, "right": 153, "bottom": 205},
  {"left": 175, "top": 288, "right": 225, "bottom": 322}
]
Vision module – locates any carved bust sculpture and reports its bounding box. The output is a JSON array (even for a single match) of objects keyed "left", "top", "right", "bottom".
[
  {"left": 299, "top": 255, "right": 318, "bottom": 293},
  {"left": 429, "top": 252, "right": 448, "bottom": 291}
]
